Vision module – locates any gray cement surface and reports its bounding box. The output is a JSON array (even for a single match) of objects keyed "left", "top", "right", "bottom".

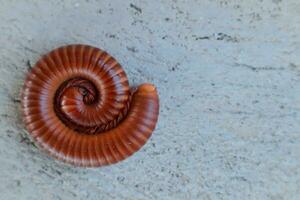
[{"left": 0, "top": 0, "right": 299, "bottom": 199}]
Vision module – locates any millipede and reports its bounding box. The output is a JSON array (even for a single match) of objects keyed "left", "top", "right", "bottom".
[{"left": 21, "top": 44, "right": 159, "bottom": 167}]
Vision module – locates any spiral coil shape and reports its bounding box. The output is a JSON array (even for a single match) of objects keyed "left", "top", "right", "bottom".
[{"left": 21, "top": 44, "right": 159, "bottom": 167}]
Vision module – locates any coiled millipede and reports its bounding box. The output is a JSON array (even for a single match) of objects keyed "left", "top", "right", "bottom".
[{"left": 21, "top": 44, "right": 159, "bottom": 167}]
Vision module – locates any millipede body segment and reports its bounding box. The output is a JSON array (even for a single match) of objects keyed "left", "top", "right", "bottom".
[{"left": 21, "top": 44, "right": 159, "bottom": 167}]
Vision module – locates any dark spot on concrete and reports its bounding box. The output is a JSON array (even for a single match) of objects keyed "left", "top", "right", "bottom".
[
  {"left": 106, "top": 33, "right": 117, "bottom": 39},
  {"left": 215, "top": 33, "right": 239, "bottom": 42},
  {"left": 6, "top": 129, "right": 13, "bottom": 137},
  {"left": 38, "top": 169, "right": 55, "bottom": 178},
  {"left": 280, "top": 105, "right": 284, "bottom": 109},
  {"left": 11, "top": 97, "right": 21, "bottom": 103},
  {"left": 55, "top": 170, "right": 62, "bottom": 176},
  {"left": 195, "top": 36, "right": 210, "bottom": 40},
  {"left": 231, "top": 176, "right": 248, "bottom": 182},
  {"left": 165, "top": 17, "right": 170, "bottom": 21},
  {"left": 289, "top": 63, "right": 300, "bottom": 70},
  {"left": 289, "top": 63, "right": 300, "bottom": 75},
  {"left": 117, "top": 176, "right": 125, "bottom": 182},
  {"left": 169, "top": 63, "right": 180, "bottom": 72},
  {"left": 126, "top": 46, "right": 138, "bottom": 53},
  {"left": 27, "top": 60, "right": 32, "bottom": 70},
  {"left": 131, "top": 19, "right": 144, "bottom": 26},
  {"left": 249, "top": 12, "right": 262, "bottom": 22},
  {"left": 130, "top": 3, "right": 142, "bottom": 14},
  {"left": 233, "top": 4, "right": 241, "bottom": 9},
  {"left": 16, "top": 180, "right": 21, "bottom": 186},
  {"left": 289, "top": 63, "right": 298, "bottom": 69},
  {"left": 6, "top": 129, "right": 13, "bottom": 133}
]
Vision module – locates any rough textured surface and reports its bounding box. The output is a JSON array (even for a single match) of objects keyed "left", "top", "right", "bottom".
[{"left": 0, "top": 0, "right": 299, "bottom": 199}]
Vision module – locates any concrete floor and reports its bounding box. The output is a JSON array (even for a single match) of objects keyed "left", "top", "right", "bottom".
[{"left": 0, "top": 0, "right": 299, "bottom": 199}]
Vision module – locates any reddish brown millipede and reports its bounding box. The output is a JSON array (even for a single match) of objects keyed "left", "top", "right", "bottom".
[{"left": 21, "top": 44, "right": 159, "bottom": 167}]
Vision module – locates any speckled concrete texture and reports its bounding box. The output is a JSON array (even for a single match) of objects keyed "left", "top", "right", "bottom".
[{"left": 0, "top": 0, "right": 299, "bottom": 199}]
